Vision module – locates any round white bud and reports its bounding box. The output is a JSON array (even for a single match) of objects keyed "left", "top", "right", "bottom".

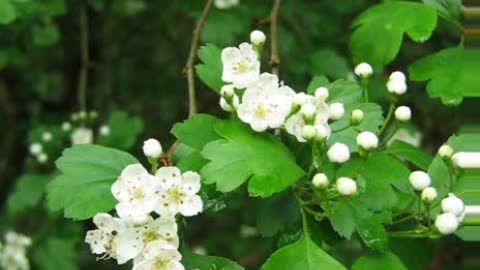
[
  {"left": 395, "top": 106, "right": 411, "bottom": 122},
  {"left": 386, "top": 79, "right": 407, "bottom": 95},
  {"left": 351, "top": 109, "right": 364, "bottom": 124},
  {"left": 389, "top": 71, "right": 406, "bottom": 82},
  {"left": 78, "top": 110, "right": 87, "bottom": 119},
  {"left": 435, "top": 212, "right": 459, "bottom": 235},
  {"left": 42, "top": 132, "right": 53, "bottom": 142},
  {"left": 312, "top": 173, "right": 329, "bottom": 189},
  {"left": 327, "top": 143, "right": 350, "bottom": 163},
  {"left": 37, "top": 153, "right": 48, "bottom": 163},
  {"left": 452, "top": 152, "right": 480, "bottom": 169},
  {"left": 438, "top": 144, "right": 453, "bottom": 159},
  {"left": 220, "top": 84, "right": 235, "bottom": 99},
  {"left": 219, "top": 95, "right": 239, "bottom": 112},
  {"left": 314, "top": 87, "right": 329, "bottom": 102},
  {"left": 354, "top": 62, "right": 373, "bottom": 78},
  {"left": 99, "top": 125, "right": 110, "bottom": 136},
  {"left": 314, "top": 124, "right": 331, "bottom": 141},
  {"left": 421, "top": 187, "right": 437, "bottom": 203},
  {"left": 143, "top": 138, "right": 163, "bottom": 158},
  {"left": 409, "top": 171, "right": 431, "bottom": 191},
  {"left": 29, "top": 143, "right": 43, "bottom": 155},
  {"left": 302, "top": 125, "right": 317, "bottom": 141},
  {"left": 300, "top": 103, "right": 316, "bottom": 122},
  {"left": 61, "top": 122, "right": 72, "bottom": 131},
  {"left": 250, "top": 30, "right": 266, "bottom": 46},
  {"left": 356, "top": 131, "right": 379, "bottom": 150},
  {"left": 328, "top": 102, "right": 345, "bottom": 120},
  {"left": 441, "top": 193, "right": 465, "bottom": 217},
  {"left": 336, "top": 177, "right": 357, "bottom": 196},
  {"left": 293, "top": 93, "right": 308, "bottom": 106}
]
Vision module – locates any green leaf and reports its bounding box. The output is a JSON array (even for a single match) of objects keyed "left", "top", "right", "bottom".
[
  {"left": 196, "top": 44, "right": 223, "bottom": 93},
  {"left": 390, "top": 239, "right": 434, "bottom": 270},
  {"left": 97, "top": 110, "right": 144, "bottom": 150},
  {"left": 352, "top": 252, "right": 408, "bottom": 270},
  {"left": 172, "top": 114, "right": 221, "bottom": 150},
  {"left": 256, "top": 191, "right": 300, "bottom": 237},
  {"left": 360, "top": 153, "right": 411, "bottom": 211},
  {"left": 32, "top": 23, "right": 60, "bottom": 46},
  {"left": 260, "top": 236, "right": 347, "bottom": 270},
  {"left": 0, "top": 0, "right": 16, "bottom": 24},
  {"left": 326, "top": 79, "right": 362, "bottom": 107},
  {"left": 7, "top": 174, "right": 51, "bottom": 216},
  {"left": 306, "top": 75, "right": 329, "bottom": 94},
  {"left": 33, "top": 237, "right": 78, "bottom": 270},
  {"left": 422, "top": 0, "right": 461, "bottom": 21},
  {"left": 409, "top": 47, "right": 480, "bottom": 105},
  {"left": 309, "top": 48, "right": 350, "bottom": 79},
  {"left": 182, "top": 250, "right": 244, "bottom": 270},
  {"left": 47, "top": 144, "right": 138, "bottom": 220},
  {"left": 201, "top": 119, "right": 305, "bottom": 197},
  {"left": 349, "top": 1, "right": 437, "bottom": 66},
  {"left": 384, "top": 140, "right": 434, "bottom": 170}
]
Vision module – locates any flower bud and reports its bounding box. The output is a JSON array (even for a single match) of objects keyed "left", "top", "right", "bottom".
[
  {"left": 219, "top": 95, "right": 239, "bottom": 112},
  {"left": 435, "top": 212, "right": 459, "bottom": 235},
  {"left": 312, "top": 173, "right": 329, "bottom": 189},
  {"left": 386, "top": 79, "right": 407, "bottom": 95},
  {"left": 292, "top": 93, "right": 308, "bottom": 107},
  {"left": 89, "top": 110, "right": 98, "bottom": 119},
  {"left": 389, "top": 71, "right": 406, "bottom": 82},
  {"left": 438, "top": 144, "right": 453, "bottom": 159},
  {"left": 327, "top": 143, "right": 350, "bottom": 163},
  {"left": 421, "top": 187, "right": 437, "bottom": 203},
  {"left": 61, "top": 122, "right": 72, "bottom": 131},
  {"left": 37, "top": 153, "right": 48, "bottom": 163},
  {"left": 42, "top": 132, "right": 53, "bottom": 142},
  {"left": 409, "top": 171, "right": 431, "bottom": 191},
  {"left": 354, "top": 62, "right": 373, "bottom": 78},
  {"left": 143, "top": 138, "right": 163, "bottom": 158},
  {"left": 314, "top": 124, "right": 331, "bottom": 141},
  {"left": 99, "top": 125, "right": 110, "bottom": 136},
  {"left": 29, "top": 143, "right": 43, "bottom": 155},
  {"left": 441, "top": 193, "right": 465, "bottom": 217},
  {"left": 250, "top": 30, "right": 266, "bottom": 46},
  {"left": 351, "top": 109, "right": 364, "bottom": 124},
  {"left": 395, "top": 106, "right": 411, "bottom": 122},
  {"left": 220, "top": 84, "right": 235, "bottom": 99},
  {"left": 336, "top": 177, "right": 357, "bottom": 196},
  {"left": 314, "top": 87, "right": 329, "bottom": 102},
  {"left": 452, "top": 152, "right": 480, "bottom": 169},
  {"left": 300, "top": 103, "right": 316, "bottom": 123},
  {"left": 78, "top": 110, "right": 87, "bottom": 119},
  {"left": 301, "top": 125, "right": 317, "bottom": 141},
  {"left": 328, "top": 102, "right": 345, "bottom": 120},
  {"left": 356, "top": 131, "right": 379, "bottom": 150}
]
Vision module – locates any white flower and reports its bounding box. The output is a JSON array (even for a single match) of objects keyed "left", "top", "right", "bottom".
[
  {"left": 5, "top": 232, "right": 31, "bottom": 247},
  {"left": 354, "top": 62, "right": 373, "bottom": 78},
  {"left": 351, "top": 109, "right": 364, "bottom": 124},
  {"left": 389, "top": 71, "right": 406, "bottom": 81},
  {"left": 300, "top": 103, "right": 316, "bottom": 122},
  {"left": 421, "top": 187, "right": 437, "bottom": 203},
  {"left": 327, "top": 143, "right": 350, "bottom": 163},
  {"left": 336, "top": 177, "right": 357, "bottom": 196},
  {"left": 1, "top": 232, "right": 31, "bottom": 270},
  {"left": 328, "top": 102, "right": 345, "bottom": 120},
  {"left": 356, "top": 131, "right": 378, "bottom": 150},
  {"left": 314, "top": 87, "right": 329, "bottom": 102},
  {"left": 71, "top": 127, "right": 93, "bottom": 145},
  {"left": 409, "top": 171, "right": 431, "bottom": 191},
  {"left": 314, "top": 124, "right": 331, "bottom": 141},
  {"left": 395, "top": 106, "right": 411, "bottom": 122},
  {"left": 250, "top": 30, "right": 266, "bottom": 46},
  {"left": 222, "top": 43, "right": 260, "bottom": 89},
  {"left": 237, "top": 73, "right": 294, "bottom": 132},
  {"left": 42, "top": 132, "right": 52, "bottom": 142},
  {"left": 99, "top": 125, "right": 110, "bottom": 136},
  {"left": 452, "top": 152, "right": 480, "bottom": 169},
  {"left": 155, "top": 168, "right": 203, "bottom": 217},
  {"left": 293, "top": 92, "right": 308, "bottom": 107},
  {"left": 219, "top": 95, "right": 239, "bottom": 112},
  {"left": 435, "top": 213, "right": 459, "bottom": 235},
  {"left": 61, "top": 121, "right": 72, "bottom": 131},
  {"left": 214, "top": 0, "right": 239, "bottom": 9},
  {"left": 143, "top": 138, "right": 163, "bottom": 158},
  {"left": 85, "top": 213, "right": 126, "bottom": 259},
  {"left": 133, "top": 240, "right": 184, "bottom": 270},
  {"left": 441, "top": 193, "right": 465, "bottom": 217},
  {"left": 220, "top": 84, "right": 235, "bottom": 99},
  {"left": 37, "top": 153, "right": 48, "bottom": 163},
  {"left": 301, "top": 125, "right": 316, "bottom": 141},
  {"left": 312, "top": 173, "right": 328, "bottom": 189},
  {"left": 111, "top": 164, "right": 159, "bottom": 220},
  {"left": 438, "top": 144, "right": 453, "bottom": 159},
  {"left": 386, "top": 79, "right": 407, "bottom": 95},
  {"left": 29, "top": 143, "right": 42, "bottom": 155}
]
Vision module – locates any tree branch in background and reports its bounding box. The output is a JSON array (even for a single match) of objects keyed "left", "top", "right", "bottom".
[
  {"left": 77, "top": 5, "right": 89, "bottom": 113},
  {"left": 183, "top": 0, "right": 213, "bottom": 117},
  {"left": 269, "top": 0, "right": 281, "bottom": 75}
]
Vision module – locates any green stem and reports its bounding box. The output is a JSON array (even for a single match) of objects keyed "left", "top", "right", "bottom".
[
  {"left": 379, "top": 124, "right": 398, "bottom": 148},
  {"left": 378, "top": 103, "right": 395, "bottom": 136},
  {"left": 392, "top": 214, "right": 415, "bottom": 225},
  {"left": 332, "top": 124, "right": 352, "bottom": 133},
  {"left": 361, "top": 77, "right": 369, "bottom": 103}
]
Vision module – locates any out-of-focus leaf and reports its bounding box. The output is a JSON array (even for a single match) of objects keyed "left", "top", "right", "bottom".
[
  {"left": 7, "top": 174, "right": 51, "bottom": 216},
  {"left": 0, "top": 0, "right": 16, "bottom": 24},
  {"left": 309, "top": 48, "right": 350, "bottom": 79}
]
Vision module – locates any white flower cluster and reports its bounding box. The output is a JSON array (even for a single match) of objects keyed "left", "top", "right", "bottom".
[
  {"left": 0, "top": 231, "right": 31, "bottom": 270},
  {"left": 85, "top": 139, "right": 203, "bottom": 269},
  {"left": 220, "top": 31, "right": 350, "bottom": 142}
]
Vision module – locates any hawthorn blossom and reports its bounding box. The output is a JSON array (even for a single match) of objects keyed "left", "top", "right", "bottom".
[
  {"left": 71, "top": 127, "right": 93, "bottom": 145},
  {"left": 237, "top": 73, "right": 295, "bottom": 132},
  {"left": 0, "top": 232, "right": 31, "bottom": 270},
  {"left": 154, "top": 168, "right": 203, "bottom": 217},
  {"left": 221, "top": 43, "right": 260, "bottom": 89},
  {"left": 111, "top": 164, "right": 159, "bottom": 220},
  {"left": 133, "top": 240, "right": 184, "bottom": 270},
  {"left": 214, "top": 0, "right": 239, "bottom": 10},
  {"left": 85, "top": 213, "right": 126, "bottom": 261}
]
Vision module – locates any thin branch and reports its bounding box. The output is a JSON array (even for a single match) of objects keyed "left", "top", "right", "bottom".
[
  {"left": 269, "top": 0, "right": 281, "bottom": 75},
  {"left": 183, "top": 0, "right": 213, "bottom": 117},
  {"left": 77, "top": 5, "right": 89, "bottom": 113}
]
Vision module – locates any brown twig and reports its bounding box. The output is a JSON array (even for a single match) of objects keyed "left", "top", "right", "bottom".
[
  {"left": 183, "top": 0, "right": 213, "bottom": 117},
  {"left": 77, "top": 5, "right": 89, "bottom": 112},
  {"left": 269, "top": 0, "right": 281, "bottom": 75}
]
